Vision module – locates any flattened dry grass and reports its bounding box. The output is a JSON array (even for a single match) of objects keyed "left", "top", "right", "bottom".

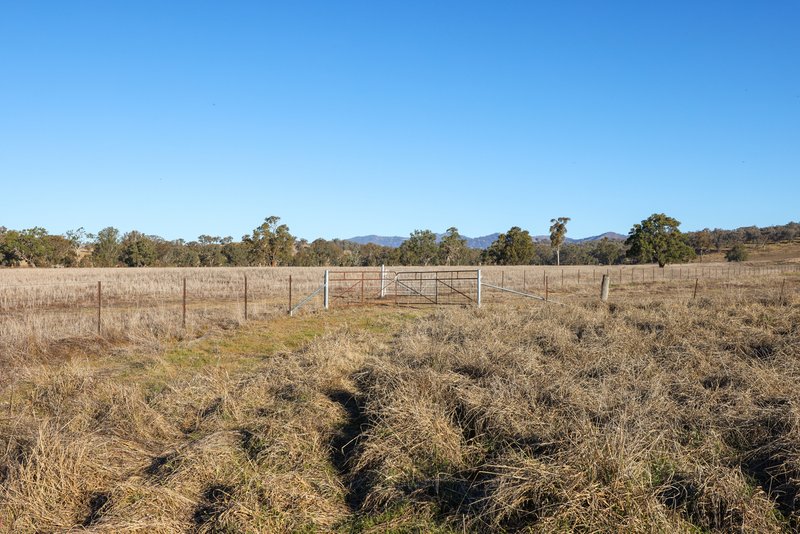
[{"left": 1, "top": 280, "right": 799, "bottom": 532}]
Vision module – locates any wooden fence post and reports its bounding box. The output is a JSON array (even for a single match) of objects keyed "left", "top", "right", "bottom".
[
  {"left": 600, "top": 274, "right": 610, "bottom": 302},
  {"left": 693, "top": 278, "right": 699, "bottom": 299},
  {"left": 545, "top": 275, "right": 549, "bottom": 302},
  {"left": 779, "top": 278, "right": 786, "bottom": 305},
  {"left": 244, "top": 275, "right": 248, "bottom": 321},
  {"left": 288, "top": 275, "right": 293, "bottom": 315}
]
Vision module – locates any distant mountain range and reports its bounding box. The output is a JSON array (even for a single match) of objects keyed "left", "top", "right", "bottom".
[
  {"left": 346, "top": 232, "right": 626, "bottom": 249},
  {"left": 566, "top": 232, "right": 627, "bottom": 244}
]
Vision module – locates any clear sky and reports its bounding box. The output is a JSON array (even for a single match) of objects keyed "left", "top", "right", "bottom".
[{"left": 1, "top": 1, "right": 798, "bottom": 241}]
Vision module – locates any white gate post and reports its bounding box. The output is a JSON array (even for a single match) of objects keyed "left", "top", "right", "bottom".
[
  {"left": 477, "top": 269, "right": 482, "bottom": 307},
  {"left": 380, "top": 264, "right": 386, "bottom": 299},
  {"left": 324, "top": 270, "right": 330, "bottom": 309}
]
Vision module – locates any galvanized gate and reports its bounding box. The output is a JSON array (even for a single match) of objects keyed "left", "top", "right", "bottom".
[
  {"left": 392, "top": 270, "right": 480, "bottom": 306},
  {"left": 326, "top": 269, "right": 480, "bottom": 307},
  {"left": 326, "top": 270, "right": 392, "bottom": 306}
]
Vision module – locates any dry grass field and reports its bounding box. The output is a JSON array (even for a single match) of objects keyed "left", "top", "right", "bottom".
[
  {"left": 1, "top": 264, "right": 799, "bottom": 532},
  {"left": 699, "top": 241, "right": 800, "bottom": 264},
  {"left": 1, "top": 262, "right": 796, "bottom": 361}
]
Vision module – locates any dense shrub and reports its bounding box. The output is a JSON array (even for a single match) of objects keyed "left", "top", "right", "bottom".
[{"left": 726, "top": 243, "right": 749, "bottom": 262}]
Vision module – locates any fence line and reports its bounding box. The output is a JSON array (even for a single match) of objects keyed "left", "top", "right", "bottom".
[
  {"left": 0, "top": 264, "right": 797, "bottom": 341},
  {"left": 483, "top": 264, "right": 800, "bottom": 291}
]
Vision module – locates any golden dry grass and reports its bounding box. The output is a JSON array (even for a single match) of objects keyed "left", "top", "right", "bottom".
[
  {"left": 700, "top": 241, "right": 800, "bottom": 264},
  {"left": 0, "top": 267, "right": 326, "bottom": 367},
  {"left": 1, "top": 267, "right": 799, "bottom": 532},
  {"left": 1, "top": 263, "right": 796, "bottom": 364},
  {"left": 348, "top": 292, "right": 799, "bottom": 531}
]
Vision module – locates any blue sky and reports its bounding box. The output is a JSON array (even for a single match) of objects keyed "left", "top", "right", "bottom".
[{"left": 1, "top": 1, "right": 798, "bottom": 241}]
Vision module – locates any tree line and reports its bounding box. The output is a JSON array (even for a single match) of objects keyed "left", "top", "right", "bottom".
[{"left": 1, "top": 216, "right": 796, "bottom": 269}]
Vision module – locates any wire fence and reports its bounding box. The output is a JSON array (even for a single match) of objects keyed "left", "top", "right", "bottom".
[
  {"left": 478, "top": 264, "right": 800, "bottom": 306},
  {"left": 0, "top": 263, "right": 797, "bottom": 352}
]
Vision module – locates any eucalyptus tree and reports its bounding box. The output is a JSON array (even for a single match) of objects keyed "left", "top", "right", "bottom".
[
  {"left": 243, "top": 216, "right": 296, "bottom": 266},
  {"left": 398, "top": 229, "right": 438, "bottom": 266},
  {"left": 438, "top": 227, "right": 468, "bottom": 266},
  {"left": 483, "top": 226, "right": 535, "bottom": 265},
  {"left": 91, "top": 227, "right": 122, "bottom": 267},
  {"left": 549, "top": 217, "right": 570, "bottom": 266}
]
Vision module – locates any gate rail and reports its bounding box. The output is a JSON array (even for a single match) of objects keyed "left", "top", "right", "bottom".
[
  {"left": 390, "top": 270, "right": 480, "bottom": 306},
  {"left": 290, "top": 268, "right": 485, "bottom": 315}
]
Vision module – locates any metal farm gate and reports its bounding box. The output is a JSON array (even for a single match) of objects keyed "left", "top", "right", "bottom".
[
  {"left": 289, "top": 267, "right": 553, "bottom": 316},
  {"left": 392, "top": 270, "right": 480, "bottom": 306},
  {"left": 325, "top": 270, "right": 390, "bottom": 306},
  {"left": 324, "top": 269, "right": 481, "bottom": 308}
]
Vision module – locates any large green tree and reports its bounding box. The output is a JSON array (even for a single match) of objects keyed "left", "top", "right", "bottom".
[
  {"left": 398, "top": 229, "right": 438, "bottom": 266},
  {"left": 438, "top": 227, "right": 468, "bottom": 266},
  {"left": 91, "top": 227, "right": 121, "bottom": 267},
  {"left": 243, "top": 216, "right": 295, "bottom": 266},
  {"left": 688, "top": 228, "right": 713, "bottom": 262},
  {"left": 0, "top": 227, "right": 55, "bottom": 267},
  {"left": 549, "top": 217, "right": 570, "bottom": 266},
  {"left": 482, "top": 226, "right": 535, "bottom": 265},
  {"left": 625, "top": 213, "right": 695, "bottom": 267},
  {"left": 119, "top": 231, "right": 157, "bottom": 267}
]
